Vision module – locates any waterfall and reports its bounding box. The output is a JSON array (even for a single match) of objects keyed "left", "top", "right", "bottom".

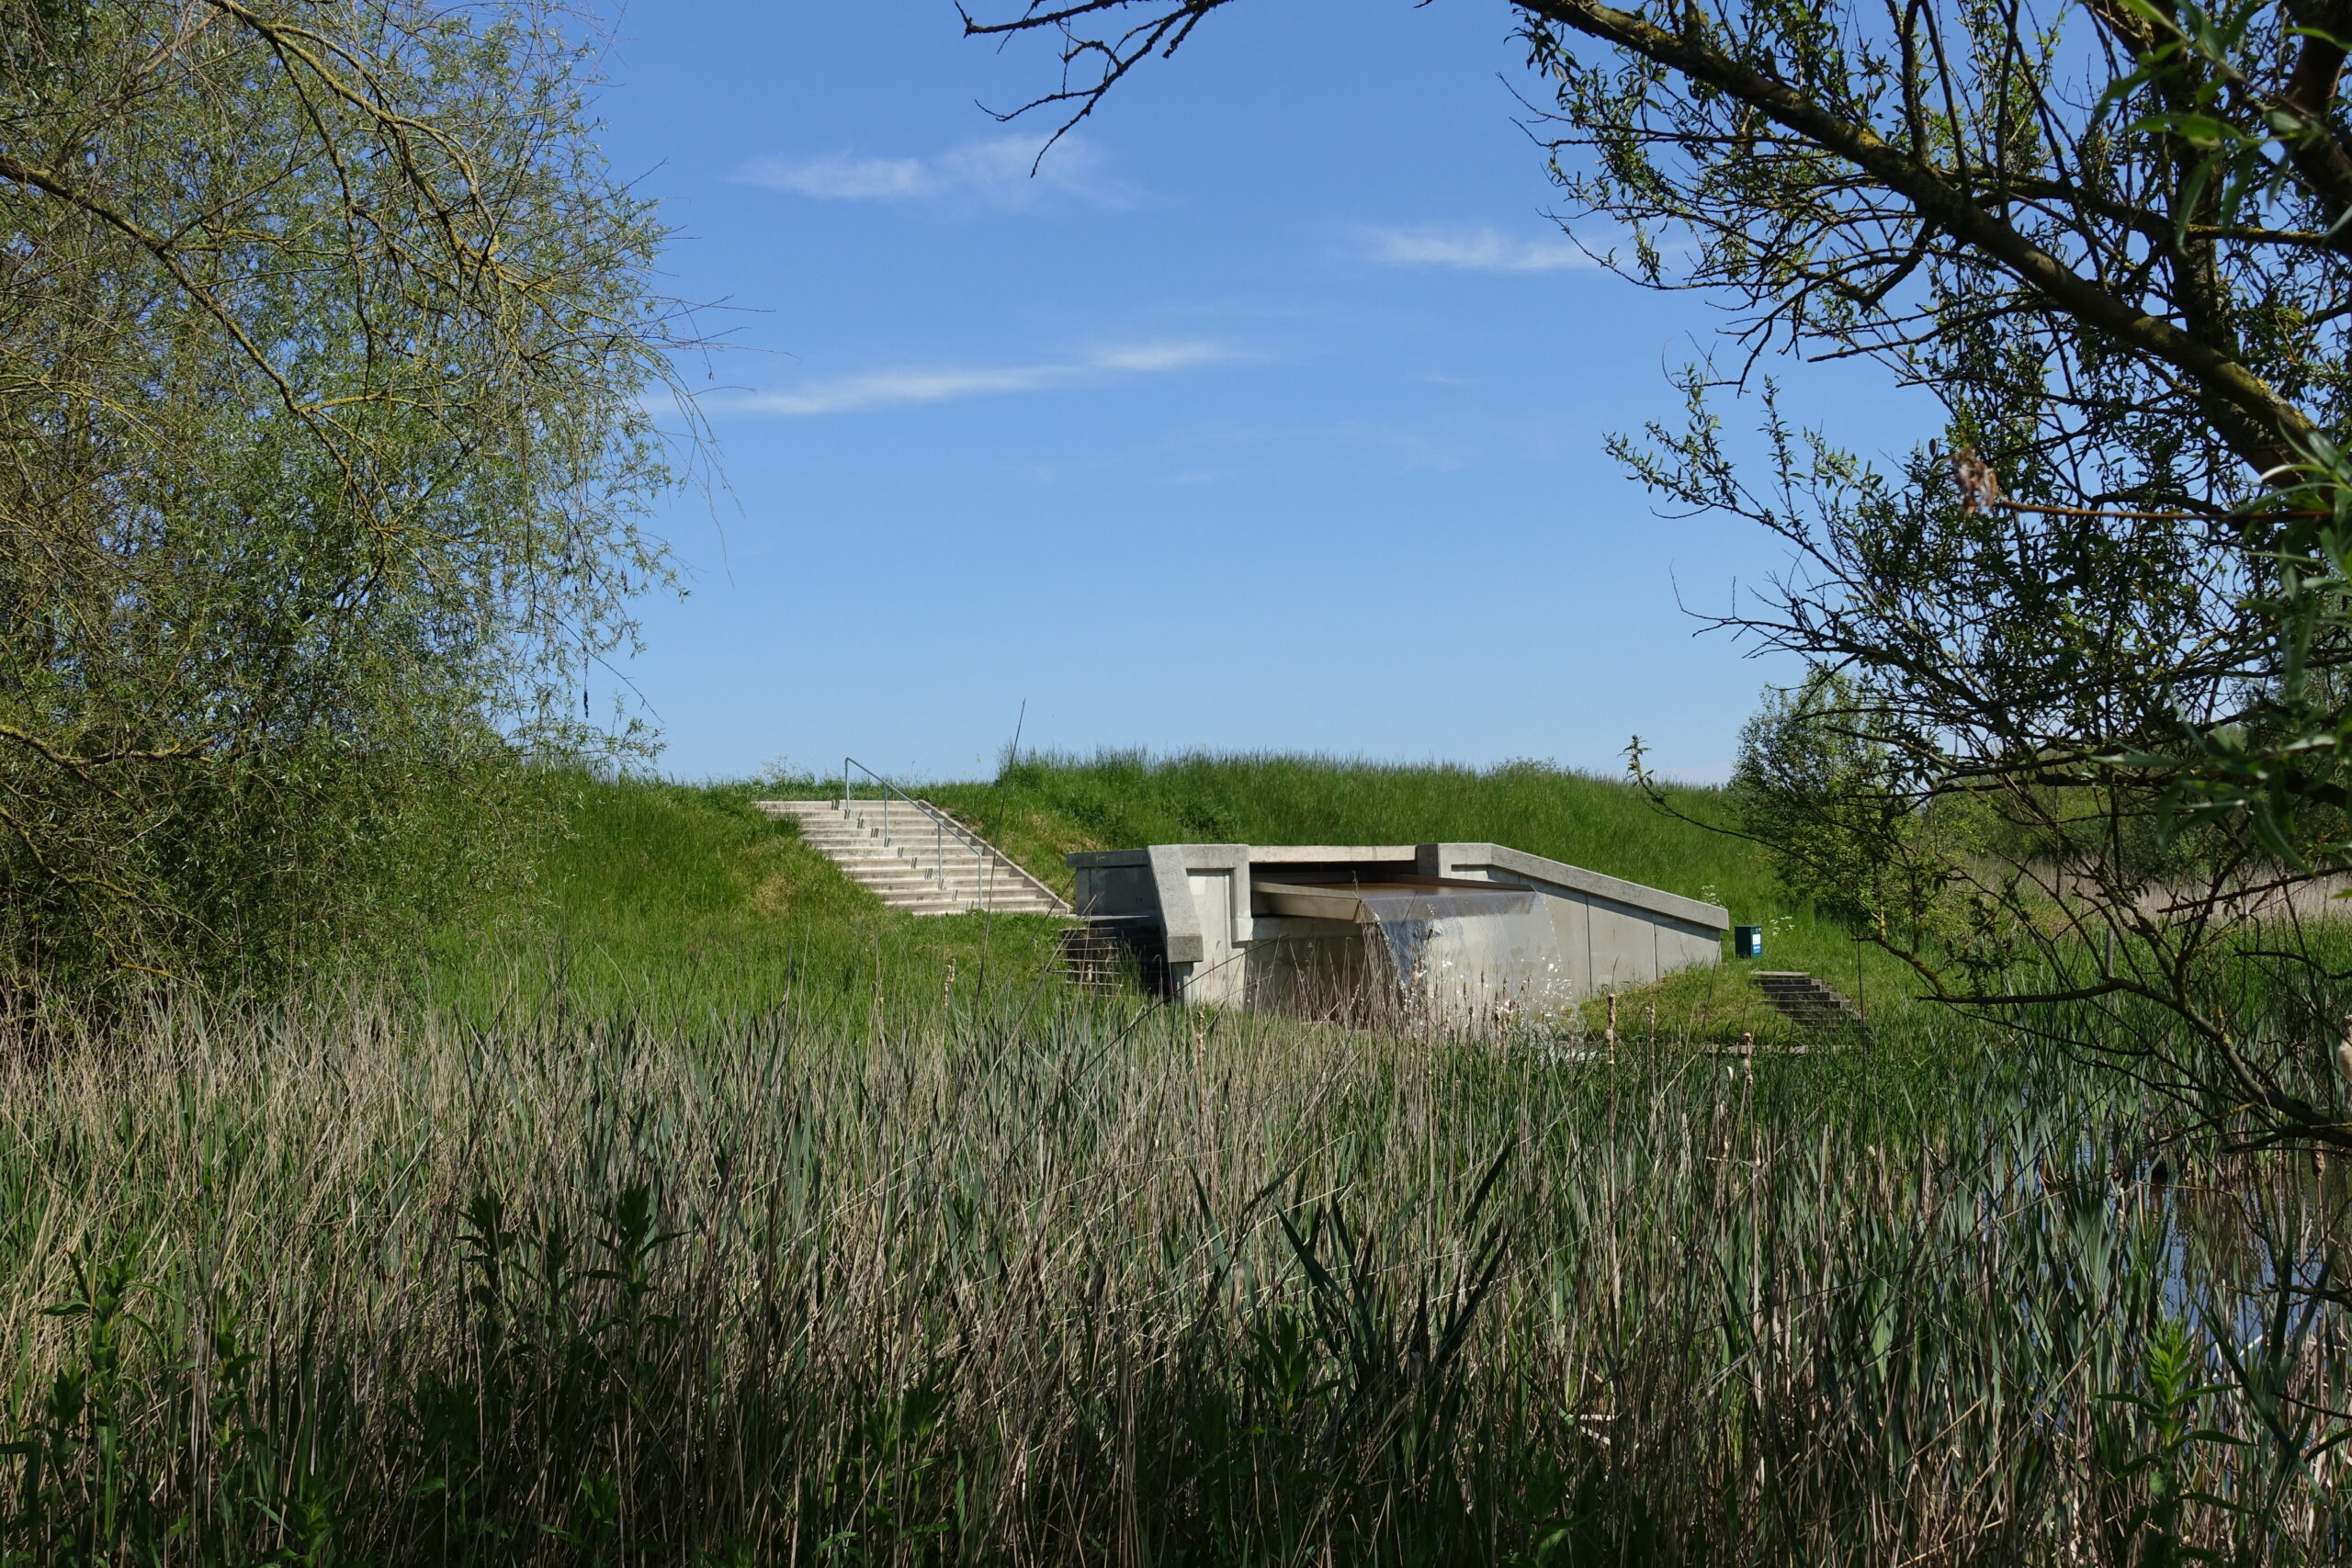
[{"left": 1359, "top": 886, "right": 1571, "bottom": 1034}]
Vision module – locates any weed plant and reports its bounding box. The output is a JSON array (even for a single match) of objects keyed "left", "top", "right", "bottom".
[{"left": 4, "top": 979, "right": 2349, "bottom": 1564}]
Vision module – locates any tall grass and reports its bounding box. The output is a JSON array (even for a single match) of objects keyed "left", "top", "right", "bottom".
[
  {"left": 20, "top": 766, "right": 2319, "bottom": 1562},
  {"left": 5, "top": 979, "right": 2346, "bottom": 1563}
]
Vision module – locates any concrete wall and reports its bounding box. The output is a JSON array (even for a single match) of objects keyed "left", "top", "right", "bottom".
[
  {"left": 1069, "top": 841, "right": 1730, "bottom": 1013},
  {"left": 1414, "top": 842, "right": 1726, "bottom": 995}
]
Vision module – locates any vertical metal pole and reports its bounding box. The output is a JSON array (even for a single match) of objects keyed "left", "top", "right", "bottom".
[{"left": 935, "top": 818, "right": 943, "bottom": 889}]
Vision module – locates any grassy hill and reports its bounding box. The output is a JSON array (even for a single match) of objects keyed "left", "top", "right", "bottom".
[
  {"left": 926, "top": 750, "right": 1902, "bottom": 1039},
  {"left": 929, "top": 751, "right": 1755, "bottom": 909},
  {"left": 424, "top": 773, "right": 1068, "bottom": 1029},
  {"left": 432, "top": 751, "right": 1907, "bottom": 1041}
]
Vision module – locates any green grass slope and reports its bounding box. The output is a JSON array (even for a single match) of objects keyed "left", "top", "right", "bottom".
[
  {"left": 433, "top": 754, "right": 1906, "bottom": 1043},
  {"left": 926, "top": 751, "right": 1905, "bottom": 1038},
  {"left": 932, "top": 752, "right": 1752, "bottom": 908},
  {"left": 427, "top": 774, "right": 1065, "bottom": 1029}
]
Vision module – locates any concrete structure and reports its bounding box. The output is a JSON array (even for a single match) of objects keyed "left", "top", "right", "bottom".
[
  {"left": 1069, "top": 841, "right": 1726, "bottom": 1024},
  {"left": 757, "top": 799, "right": 1068, "bottom": 916}
]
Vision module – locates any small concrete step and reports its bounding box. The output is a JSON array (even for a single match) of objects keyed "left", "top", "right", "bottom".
[
  {"left": 755, "top": 798, "right": 1071, "bottom": 918},
  {"left": 1749, "top": 971, "right": 1867, "bottom": 1033}
]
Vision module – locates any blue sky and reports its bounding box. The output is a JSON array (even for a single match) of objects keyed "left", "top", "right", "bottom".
[{"left": 594, "top": 1, "right": 1933, "bottom": 785}]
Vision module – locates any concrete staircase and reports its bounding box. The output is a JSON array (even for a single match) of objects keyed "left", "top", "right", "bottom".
[
  {"left": 754, "top": 799, "right": 1069, "bottom": 917},
  {"left": 1751, "top": 971, "right": 1868, "bottom": 1033}
]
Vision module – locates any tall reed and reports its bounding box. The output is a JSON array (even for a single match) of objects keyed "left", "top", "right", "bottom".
[{"left": 1, "top": 987, "right": 2345, "bottom": 1564}]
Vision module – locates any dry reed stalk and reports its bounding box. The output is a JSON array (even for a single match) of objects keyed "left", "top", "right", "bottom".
[{"left": 0, "top": 987, "right": 2343, "bottom": 1562}]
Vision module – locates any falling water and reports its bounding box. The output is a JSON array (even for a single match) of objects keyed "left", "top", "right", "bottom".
[{"left": 1359, "top": 886, "right": 1571, "bottom": 1035}]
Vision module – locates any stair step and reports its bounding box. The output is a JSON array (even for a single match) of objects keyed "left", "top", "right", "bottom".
[
  {"left": 1748, "top": 970, "right": 1867, "bottom": 1034},
  {"left": 752, "top": 796, "right": 1070, "bottom": 919}
]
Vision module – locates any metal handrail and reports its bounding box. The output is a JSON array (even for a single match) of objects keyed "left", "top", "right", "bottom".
[{"left": 840, "top": 756, "right": 991, "bottom": 906}]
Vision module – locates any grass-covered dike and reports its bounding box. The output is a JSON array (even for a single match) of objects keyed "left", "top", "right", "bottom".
[{"left": 5, "top": 754, "right": 2348, "bottom": 1562}]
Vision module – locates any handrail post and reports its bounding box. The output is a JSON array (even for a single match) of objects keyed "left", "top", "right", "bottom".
[{"left": 842, "top": 757, "right": 1039, "bottom": 910}]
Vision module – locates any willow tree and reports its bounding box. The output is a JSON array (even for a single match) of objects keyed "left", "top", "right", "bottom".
[
  {"left": 0, "top": 0, "right": 682, "bottom": 993},
  {"left": 972, "top": 0, "right": 2352, "bottom": 1147}
]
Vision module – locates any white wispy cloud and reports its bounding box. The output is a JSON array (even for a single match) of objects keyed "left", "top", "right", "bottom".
[
  {"left": 718, "top": 340, "right": 1240, "bottom": 418},
  {"left": 734, "top": 135, "right": 1128, "bottom": 209},
  {"left": 1358, "top": 222, "right": 1599, "bottom": 274},
  {"left": 751, "top": 154, "right": 930, "bottom": 200}
]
